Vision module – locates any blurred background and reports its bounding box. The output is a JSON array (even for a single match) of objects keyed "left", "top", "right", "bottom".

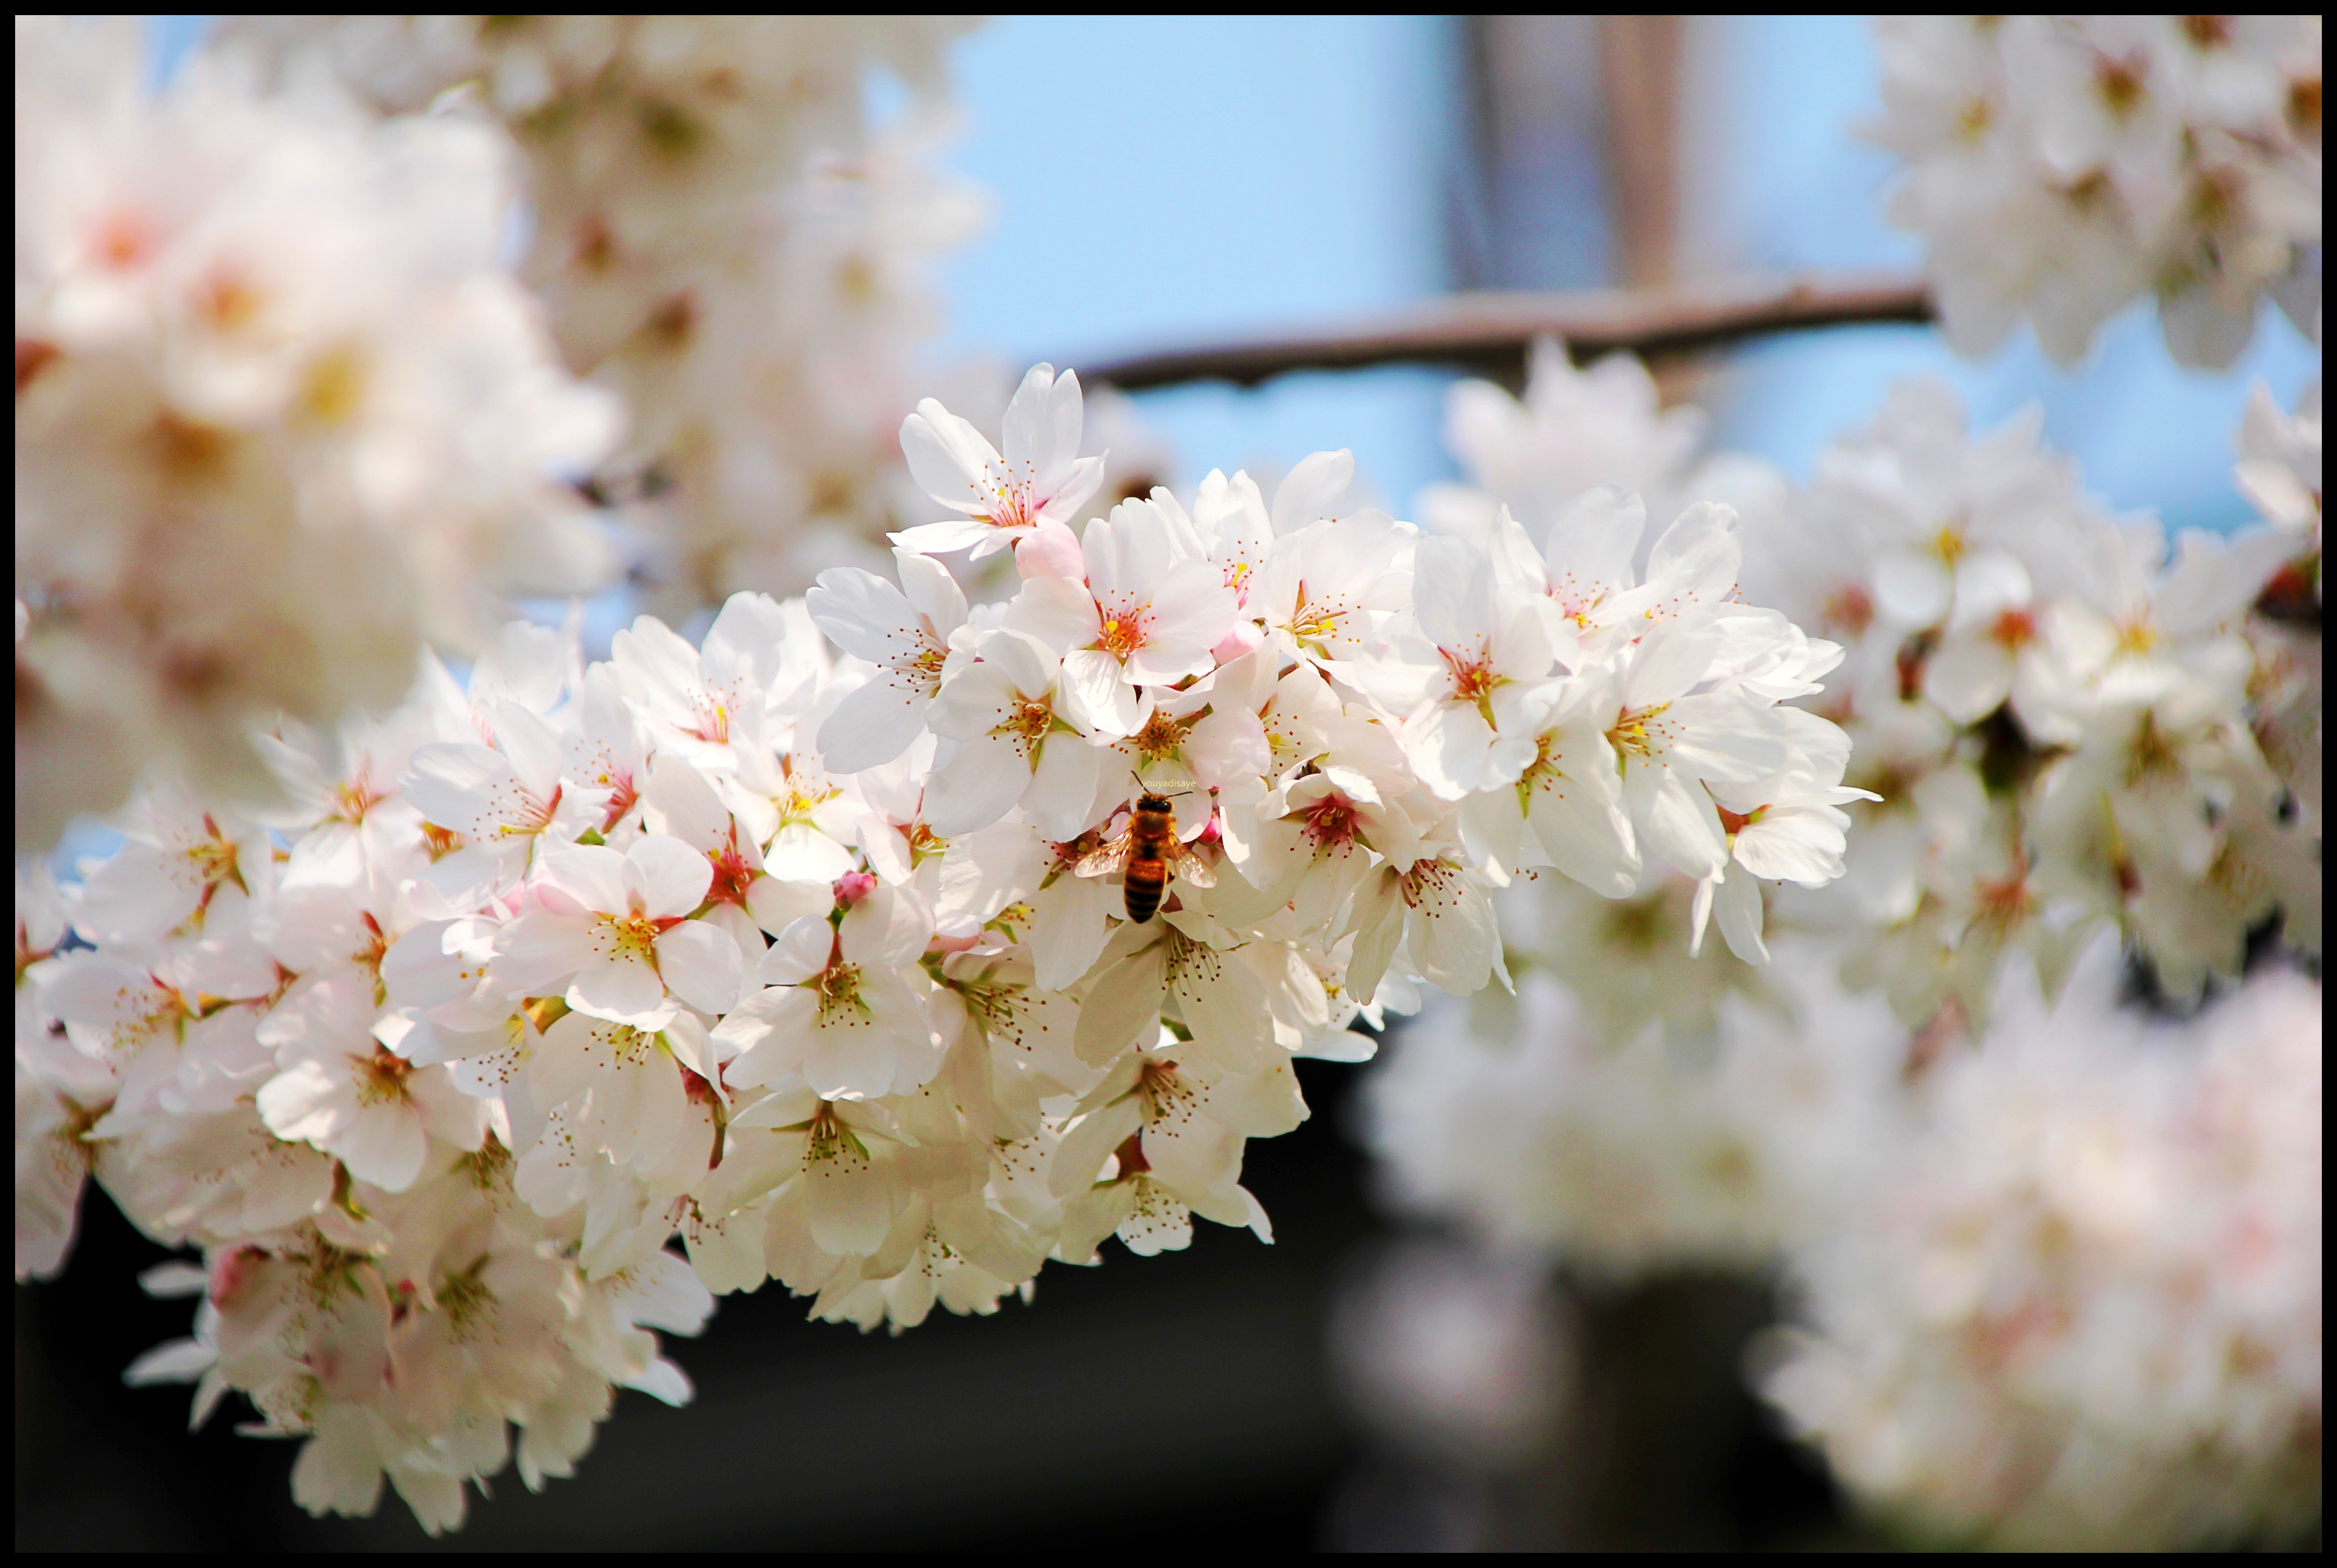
[{"left": 17, "top": 14, "right": 2318, "bottom": 1551}]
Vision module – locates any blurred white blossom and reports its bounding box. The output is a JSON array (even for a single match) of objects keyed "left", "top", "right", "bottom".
[
  {"left": 1741, "top": 377, "right": 2318, "bottom": 1016},
  {"left": 14, "top": 16, "right": 619, "bottom": 848},
  {"left": 1869, "top": 15, "right": 2322, "bottom": 367},
  {"left": 222, "top": 15, "right": 989, "bottom": 612},
  {"left": 1759, "top": 942, "right": 2322, "bottom": 1549},
  {"left": 1365, "top": 942, "right": 1910, "bottom": 1279}
]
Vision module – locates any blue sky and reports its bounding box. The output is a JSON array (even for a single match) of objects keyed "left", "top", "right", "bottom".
[
  {"left": 1686, "top": 15, "right": 2319, "bottom": 533},
  {"left": 147, "top": 15, "right": 2313, "bottom": 525},
  {"left": 934, "top": 15, "right": 2317, "bottom": 530},
  {"left": 933, "top": 16, "right": 1470, "bottom": 509}
]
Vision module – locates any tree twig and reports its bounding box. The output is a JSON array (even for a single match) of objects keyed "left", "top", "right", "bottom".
[{"left": 1074, "top": 269, "right": 1934, "bottom": 392}]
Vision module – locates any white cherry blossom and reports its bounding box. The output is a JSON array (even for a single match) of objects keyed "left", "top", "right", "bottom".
[
  {"left": 892, "top": 363, "right": 1106, "bottom": 559},
  {"left": 492, "top": 837, "right": 743, "bottom": 1029},
  {"left": 808, "top": 550, "right": 969, "bottom": 773},
  {"left": 715, "top": 886, "right": 939, "bottom": 1100},
  {"left": 1006, "top": 497, "right": 1239, "bottom": 699},
  {"left": 924, "top": 629, "right": 1110, "bottom": 840}
]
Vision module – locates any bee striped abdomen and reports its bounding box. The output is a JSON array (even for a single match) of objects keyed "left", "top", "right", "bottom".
[
  {"left": 1121, "top": 856, "right": 1168, "bottom": 922},
  {"left": 1123, "top": 792, "right": 1177, "bottom": 923}
]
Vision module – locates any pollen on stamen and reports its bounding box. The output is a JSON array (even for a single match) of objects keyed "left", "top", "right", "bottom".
[{"left": 1990, "top": 607, "right": 2039, "bottom": 650}]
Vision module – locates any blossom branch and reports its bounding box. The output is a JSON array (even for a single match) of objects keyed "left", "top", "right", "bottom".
[{"left": 1072, "top": 270, "right": 1934, "bottom": 391}]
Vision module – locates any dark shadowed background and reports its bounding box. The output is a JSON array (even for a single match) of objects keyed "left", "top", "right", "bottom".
[{"left": 18, "top": 1056, "right": 1854, "bottom": 1550}]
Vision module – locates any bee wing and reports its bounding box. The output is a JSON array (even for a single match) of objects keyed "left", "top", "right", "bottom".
[
  {"left": 1162, "top": 835, "right": 1217, "bottom": 888},
  {"left": 1071, "top": 826, "right": 1135, "bottom": 878}
]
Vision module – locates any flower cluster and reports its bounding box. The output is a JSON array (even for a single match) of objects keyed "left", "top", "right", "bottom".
[
  {"left": 1365, "top": 941, "right": 1909, "bottom": 1281},
  {"left": 1759, "top": 941, "right": 2323, "bottom": 1549},
  {"left": 1354, "top": 316, "right": 2321, "bottom": 1547},
  {"left": 14, "top": 365, "right": 1858, "bottom": 1530},
  {"left": 1416, "top": 334, "right": 1790, "bottom": 552},
  {"left": 1365, "top": 347, "right": 1893, "bottom": 1281},
  {"left": 13, "top": 17, "right": 619, "bottom": 851},
  {"left": 1743, "top": 376, "right": 2319, "bottom": 1018},
  {"left": 1868, "top": 14, "right": 2322, "bottom": 367},
  {"left": 1376, "top": 337, "right": 2318, "bottom": 1231},
  {"left": 223, "top": 15, "right": 987, "bottom": 612}
]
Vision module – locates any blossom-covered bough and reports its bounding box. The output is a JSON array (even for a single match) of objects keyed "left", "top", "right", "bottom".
[
  {"left": 13, "top": 16, "right": 622, "bottom": 849},
  {"left": 12, "top": 12, "right": 2323, "bottom": 1550},
  {"left": 1368, "top": 348, "right": 2320, "bottom": 1549},
  {"left": 1871, "top": 14, "right": 2321, "bottom": 367},
  {"left": 222, "top": 14, "right": 989, "bottom": 616},
  {"left": 1358, "top": 13, "right": 2321, "bottom": 1547},
  {"left": 15, "top": 355, "right": 1859, "bottom": 1529}
]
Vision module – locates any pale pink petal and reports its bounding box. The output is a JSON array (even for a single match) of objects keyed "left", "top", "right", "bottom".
[
  {"left": 538, "top": 844, "right": 631, "bottom": 915},
  {"left": 256, "top": 1060, "right": 344, "bottom": 1145},
  {"left": 1003, "top": 576, "right": 1100, "bottom": 655},
  {"left": 1624, "top": 615, "right": 1724, "bottom": 710},
  {"left": 840, "top": 885, "right": 935, "bottom": 968},
  {"left": 758, "top": 915, "right": 837, "bottom": 987},
  {"left": 1714, "top": 869, "right": 1769, "bottom": 965},
  {"left": 748, "top": 877, "right": 833, "bottom": 939},
  {"left": 817, "top": 675, "right": 931, "bottom": 774},
  {"left": 335, "top": 1103, "right": 428, "bottom": 1192},
  {"left": 899, "top": 402, "right": 998, "bottom": 513},
  {"left": 1627, "top": 764, "right": 1727, "bottom": 879},
  {"left": 1922, "top": 637, "right": 2016, "bottom": 726},
  {"left": 1526, "top": 767, "right": 1640, "bottom": 897},
  {"left": 802, "top": 1148, "right": 896, "bottom": 1255},
  {"left": 657, "top": 920, "right": 745, "bottom": 1014},
  {"left": 763, "top": 824, "right": 854, "bottom": 883},
  {"left": 1058, "top": 650, "right": 1136, "bottom": 735},
  {"left": 566, "top": 950, "right": 675, "bottom": 1029},
  {"left": 1661, "top": 693, "right": 1793, "bottom": 783},
  {"left": 1025, "top": 735, "right": 1104, "bottom": 841},
  {"left": 627, "top": 834, "right": 713, "bottom": 919},
  {"left": 1734, "top": 809, "right": 1848, "bottom": 886},
  {"left": 806, "top": 568, "right": 921, "bottom": 663},
  {"left": 924, "top": 738, "right": 1028, "bottom": 836},
  {"left": 490, "top": 910, "right": 594, "bottom": 997},
  {"left": 713, "top": 987, "right": 815, "bottom": 1087},
  {"left": 896, "top": 550, "right": 968, "bottom": 632}
]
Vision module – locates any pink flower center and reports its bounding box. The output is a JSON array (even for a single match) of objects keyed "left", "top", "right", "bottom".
[
  {"left": 1443, "top": 645, "right": 1502, "bottom": 707},
  {"left": 1822, "top": 582, "right": 1875, "bottom": 637},
  {"left": 708, "top": 836, "right": 760, "bottom": 908},
  {"left": 1303, "top": 796, "right": 1359, "bottom": 849},
  {"left": 1098, "top": 605, "right": 1148, "bottom": 660},
  {"left": 353, "top": 1047, "right": 416, "bottom": 1108},
  {"left": 605, "top": 912, "right": 664, "bottom": 964},
  {"left": 1989, "top": 608, "right": 2038, "bottom": 650},
  {"left": 600, "top": 772, "right": 640, "bottom": 833}
]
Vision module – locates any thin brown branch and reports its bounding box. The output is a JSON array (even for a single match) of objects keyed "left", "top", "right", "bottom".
[{"left": 1073, "top": 269, "right": 1934, "bottom": 392}]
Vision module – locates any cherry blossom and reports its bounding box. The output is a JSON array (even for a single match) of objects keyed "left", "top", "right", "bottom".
[
  {"left": 492, "top": 837, "right": 743, "bottom": 1029},
  {"left": 716, "top": 886, "right": 940, "bottom": 1100},
  {"left": 893, "top": 363, "right": 1107, "bottom": 559},
  {"left": 807, "top": 550, "right": 968, "bottom": 772},
  {"left": 18, "top": 359, "right": 1870, "bottom": 1536},
  {"left": 924, "top": 629, "right": 1112, "bottom": 840}
]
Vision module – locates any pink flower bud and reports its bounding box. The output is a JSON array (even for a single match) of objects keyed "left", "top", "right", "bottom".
[
  {"left": 1015, "top": 518, "right": 1086, "bottom": 580},
  {"left": 834, "top": 869, "right": 878, "bottom": 907},
  {"left": 1211, "top": 618, "right": 1265, "bottom": 666},
  {"left": 210, "top": 1244, "right": 266, "bottom": 1307}
]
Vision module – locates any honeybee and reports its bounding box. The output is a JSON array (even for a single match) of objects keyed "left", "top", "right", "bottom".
[{"left": 1074, "top": 782, "right": 1215, "bottom": 923}]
